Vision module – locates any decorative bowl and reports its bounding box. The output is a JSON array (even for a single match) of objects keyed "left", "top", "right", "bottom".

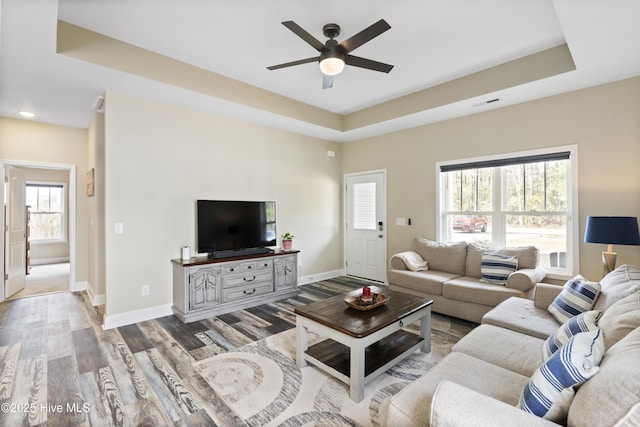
[{"left": 344, "top": 293, "right": 390, "bottom": 311}]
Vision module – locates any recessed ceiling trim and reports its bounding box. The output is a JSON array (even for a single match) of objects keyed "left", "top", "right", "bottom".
[
  {"left": 343, "top": 43, "right": 576, "bottom": 131},
  {"left": 56, "top": 20, "right": 343, "bottom": 132}
]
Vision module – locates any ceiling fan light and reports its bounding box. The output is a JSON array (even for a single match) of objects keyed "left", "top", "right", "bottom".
[{"left": 319, "top": 57, "right": 345, "bottom": 76}]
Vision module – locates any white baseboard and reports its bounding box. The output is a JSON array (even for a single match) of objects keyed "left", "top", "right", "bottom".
[
  {"left": 30, "top": 257, "right": 70, "bottom": 266},
  {"left": 85, "top": 284, "right": 105, "bottom": 306},
  {"left": 71, "top": 280, "right": 87, "bottom": 292},
  {"left": 298, "top": 269, "right": 345, "bottom": 285},
  {"left": 102, "top": 304, "right": 173, "bottom": 330},
  {"left": 101, "top": 268, "right": 344, "bottom": 329}
]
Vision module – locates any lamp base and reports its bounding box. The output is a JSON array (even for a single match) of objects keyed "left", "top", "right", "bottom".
[{"left": 602, "top": 251, "right": 617, "bottom": 276}]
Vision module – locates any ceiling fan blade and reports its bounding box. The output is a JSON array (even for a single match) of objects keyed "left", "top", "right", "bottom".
[
  {"left": 281, "top": 21, "right": 325, "bottom": 52},
  {"left": 339, "top": 19, "right": 391, "bottom": 53},
  {"left": 267, "top": 56, "right": 319, "bottom": 70},
  {"left": 345, "top": 55, "right": 394, "bottom": 73},
  {"left": 322, "top": 74, "right": 334, "bottom": 89}
]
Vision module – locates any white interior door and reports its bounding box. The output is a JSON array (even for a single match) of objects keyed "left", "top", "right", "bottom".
[
  {"left": 5, "top": 166, "right": 27, "bottom": 298},
  {"left": 345, "top": 171, "right": 387, "bottom": 282}
]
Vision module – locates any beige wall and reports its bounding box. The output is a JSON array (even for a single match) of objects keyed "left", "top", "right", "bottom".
[
  {"left": 103, "top": 92, "right": 343, "bottom": 316},
  {"left": 0, "top": 117, "right": 89, "bottom": 286},
  {"left": 87, "top": 114, "right": 106, "bottom": 301},
  {"left": 342, "top": 76, "right": 640, "bottom": 282}
]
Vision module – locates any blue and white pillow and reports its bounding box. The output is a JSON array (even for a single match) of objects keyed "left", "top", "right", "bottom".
[
  {"left": 548, "top": 276, "right": 601, "bottom": 324},
  {"left": 519, "top": 329, "right": 605, "bottom": 422},
  {"left": 480, "top": 253, "right": 518, "bottom": 285},
  {"left": 543, "top": 310, "right": 602, "bottom": 360}
]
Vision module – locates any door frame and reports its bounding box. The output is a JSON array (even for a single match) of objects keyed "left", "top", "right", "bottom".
[
  {"left": 343, "top": 169, "right": 387, "bottom": 283},
  {"left": 1, "top": 160, "right": 77, "bottom": 302}
]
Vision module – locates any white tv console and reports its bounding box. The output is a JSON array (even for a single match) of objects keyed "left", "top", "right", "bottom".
[{"left": 171, "top": 250, "right": 298, "bottom": 323}]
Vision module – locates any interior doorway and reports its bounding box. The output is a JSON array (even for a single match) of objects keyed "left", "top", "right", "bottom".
[{"left": 2, "top": 161, "right": 76, "bottom": 302}]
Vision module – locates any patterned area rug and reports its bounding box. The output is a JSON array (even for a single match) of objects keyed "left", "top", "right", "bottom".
[{"left": 193, "top": 314, "right": 472, "bottom": 426}]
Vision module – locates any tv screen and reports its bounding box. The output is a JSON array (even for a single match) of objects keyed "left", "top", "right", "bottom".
[{"left": 197, "top": 200, "right": 276, "bottom": 255}]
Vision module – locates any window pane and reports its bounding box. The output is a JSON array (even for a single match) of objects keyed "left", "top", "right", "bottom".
[
  {"left": 505, "top": 214, "right": 566, "bottom": 269},
  {"left": 353, "top": 182, "right": 376, "bottom": 230},
  {"left": 444, "top": 169, "right": 492, "bottom": 212},
  {"left": 30, "top": 212, "right": 62, "bottom": 240},
  {"left": 49, "top": 187, "right": 63, "bottom": 211},
  {"left": 525, "top": 163, "right": 545, "bottom": 211},
  {"left": 447, "top": 214, "right": 493, "bottom": 245},
  {"left": 545, "top": 160, "right": 567, "bottom": 211}
]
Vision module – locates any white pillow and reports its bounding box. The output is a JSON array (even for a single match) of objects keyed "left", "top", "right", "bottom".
[
  {"left": 519, "top": 329, "right": 605, "bottom": 422},
  {"left": 543, "top": 310, "right": 602, "bottom": 360},
  {"left": 394, "top": 251, "right": 428, "bottom": 272},
  {"left": 480, "top": 253, "right": 518, "bottom": 285},
  {"left": 548, "top": 276, "right": 601, "bottom": 324}
]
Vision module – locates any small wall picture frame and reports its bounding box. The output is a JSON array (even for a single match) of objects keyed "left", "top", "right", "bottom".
[{"left": 86, "top": 168, "right": 95, "bottom": 196}]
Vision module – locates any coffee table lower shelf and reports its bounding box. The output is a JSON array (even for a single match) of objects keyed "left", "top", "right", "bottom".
[{"left": 304, "top": 330, "right": 423, "bottom": 383}]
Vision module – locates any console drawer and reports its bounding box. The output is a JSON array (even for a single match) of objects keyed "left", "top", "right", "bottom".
[
  {"left": 222, "top": 282, "right": 273, "bottom": 302},
  {"left": 223, "top": 270, "right": 272, "bottom": 288}
]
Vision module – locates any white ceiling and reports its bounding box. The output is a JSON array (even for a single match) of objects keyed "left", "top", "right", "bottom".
[{"left": 1, "top": 0, "right": 639, "bottom": 142}]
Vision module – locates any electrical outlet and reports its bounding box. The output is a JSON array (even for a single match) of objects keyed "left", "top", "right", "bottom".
[{"left": 141, "top": 284, "right": 150, "bottom": 296}]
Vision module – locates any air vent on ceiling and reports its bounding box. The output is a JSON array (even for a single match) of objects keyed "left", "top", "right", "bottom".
[{"left": 472, "top": 97, "right": 501, "bottom": 108}]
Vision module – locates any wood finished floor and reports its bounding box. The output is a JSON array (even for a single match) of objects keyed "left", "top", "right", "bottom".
[
  {"left": 0, "top": 277, "right": 474, "bottom": 426},
  {"left": 0, "top": 277, "right": 369, "bottom": 426}
]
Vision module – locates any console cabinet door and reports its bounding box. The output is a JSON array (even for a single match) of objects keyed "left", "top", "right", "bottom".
[
  {"left": 189, "top": 265, "right": 221, "bottom": 310},
  {"left": 274, "top": 255, "right": 297, "bottom": 290}
]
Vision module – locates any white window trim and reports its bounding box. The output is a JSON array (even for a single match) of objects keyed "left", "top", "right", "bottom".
[
  {"left": 26, "top": 180, "right": 68, "bottom": 244},
  {"left": 436, "top": 144, "right": 578, "bottom": 280}
]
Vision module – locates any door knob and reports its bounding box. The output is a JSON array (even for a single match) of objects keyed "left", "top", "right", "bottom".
[{"left": 378, "top": 234, "right": 383, "bottom": 238}]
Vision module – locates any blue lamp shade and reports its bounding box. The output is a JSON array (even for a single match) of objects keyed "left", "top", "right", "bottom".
[{"left": 584, "top": 216, "right": 640, "bottom": 245}]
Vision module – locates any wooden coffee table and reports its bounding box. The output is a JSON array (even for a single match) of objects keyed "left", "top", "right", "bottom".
[{"left": 294, "top": 286, "right": 433, "bottom": 402}]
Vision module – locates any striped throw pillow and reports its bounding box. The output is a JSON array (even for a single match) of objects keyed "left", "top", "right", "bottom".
[
  {"left": 519, "top": 329, "right": 605, "bottom": 422},
  {"left": 480, "top": 253, "right": 519, "bottom": 285},
  {"left": 548, "top": 277, "right": 601, "bottom": 324},
  {"left": 543, "top": 310, "right": 602, "bottom": 360}
]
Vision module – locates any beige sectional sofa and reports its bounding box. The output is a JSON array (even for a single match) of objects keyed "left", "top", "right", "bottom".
[
  {"left": 388, "top": 238, "right": 547, "bottom": 323},
  {"left": 384, "top": 264, "right": 640, "bottom": 426}
]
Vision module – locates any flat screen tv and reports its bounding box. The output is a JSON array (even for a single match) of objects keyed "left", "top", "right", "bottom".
[{"left": 197, "top": 200, "right": 277, "bottom": 258}]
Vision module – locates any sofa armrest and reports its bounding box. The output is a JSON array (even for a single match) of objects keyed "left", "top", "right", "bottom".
[
  {"left": 533, "top": 282, "right": 564, "bottom": 309},
  {"left": 430, "top": 381, "right": 559, "bottom": 427},
  {"left": 390, "top": 254, "right": 409, "bottom": 270},
  {"left": 506, "top": 267, "right": 547, "bottom": 291}
]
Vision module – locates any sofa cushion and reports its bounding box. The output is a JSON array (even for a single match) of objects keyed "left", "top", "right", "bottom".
[
  {"left": 480, "top": 253, "right": 519, "bottom": 285},
  {"left": 518, "top": 329, "right": 605, "bottom": 423},
  {"left": 593, "top": 264, "right": 640, "bottom": 311},
  {"left": 443, "top": 276, "right": 524, "bottom": 307},
  {"left": 597, "top": 291, "right": 640, "bottom": 351},
  {"left": 568, "top": 326, "right": 640, "bottom": 427},
  {"left": 411, "top": 238, "right": 467, "bottom": 275},
  {"left": 452, "top": 324, "right": 544, "bottom": 377},
  {"left": 506, "top": 268, "right": 546, "bottom": 292},
  {"left": 543, "top": 310, "right": 602, "bottom": 360},
  {"left": 386, "top": 352, "right": 529, "bottom": 426},
  {"left": 548, "top": 276, "right": 601, "bottom": 324},
  {"left": 387, "top": 269, "right": 460, "bottom": 296},
  {"left": 482, "top": 297, "right": 560, "bottom": 339}
]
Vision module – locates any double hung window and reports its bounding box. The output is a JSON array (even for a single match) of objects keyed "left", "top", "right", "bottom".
[
  {"left": 26, "top": 183, "right": 66, "bottom": 242},
  {"left": 437, "top": 146, "right": 577, "bottom": 277}
]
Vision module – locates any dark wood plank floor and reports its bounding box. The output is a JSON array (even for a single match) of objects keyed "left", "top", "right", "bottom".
[{"left": 0, "top": 277, "right": 475, "bottom": 426}]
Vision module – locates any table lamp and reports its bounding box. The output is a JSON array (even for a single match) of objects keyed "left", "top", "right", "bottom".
[{"left": 584, "top": 216, "right": 640, "bottom": 276}]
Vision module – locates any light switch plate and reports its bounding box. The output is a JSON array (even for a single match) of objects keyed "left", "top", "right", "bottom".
[{"left": 114, "top": 223, "right": 124, "bottom": 234}]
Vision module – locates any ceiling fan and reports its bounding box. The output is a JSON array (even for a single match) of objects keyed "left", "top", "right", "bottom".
[{"left": 267, "top": 19, "right": 394, "bottom": 89}]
